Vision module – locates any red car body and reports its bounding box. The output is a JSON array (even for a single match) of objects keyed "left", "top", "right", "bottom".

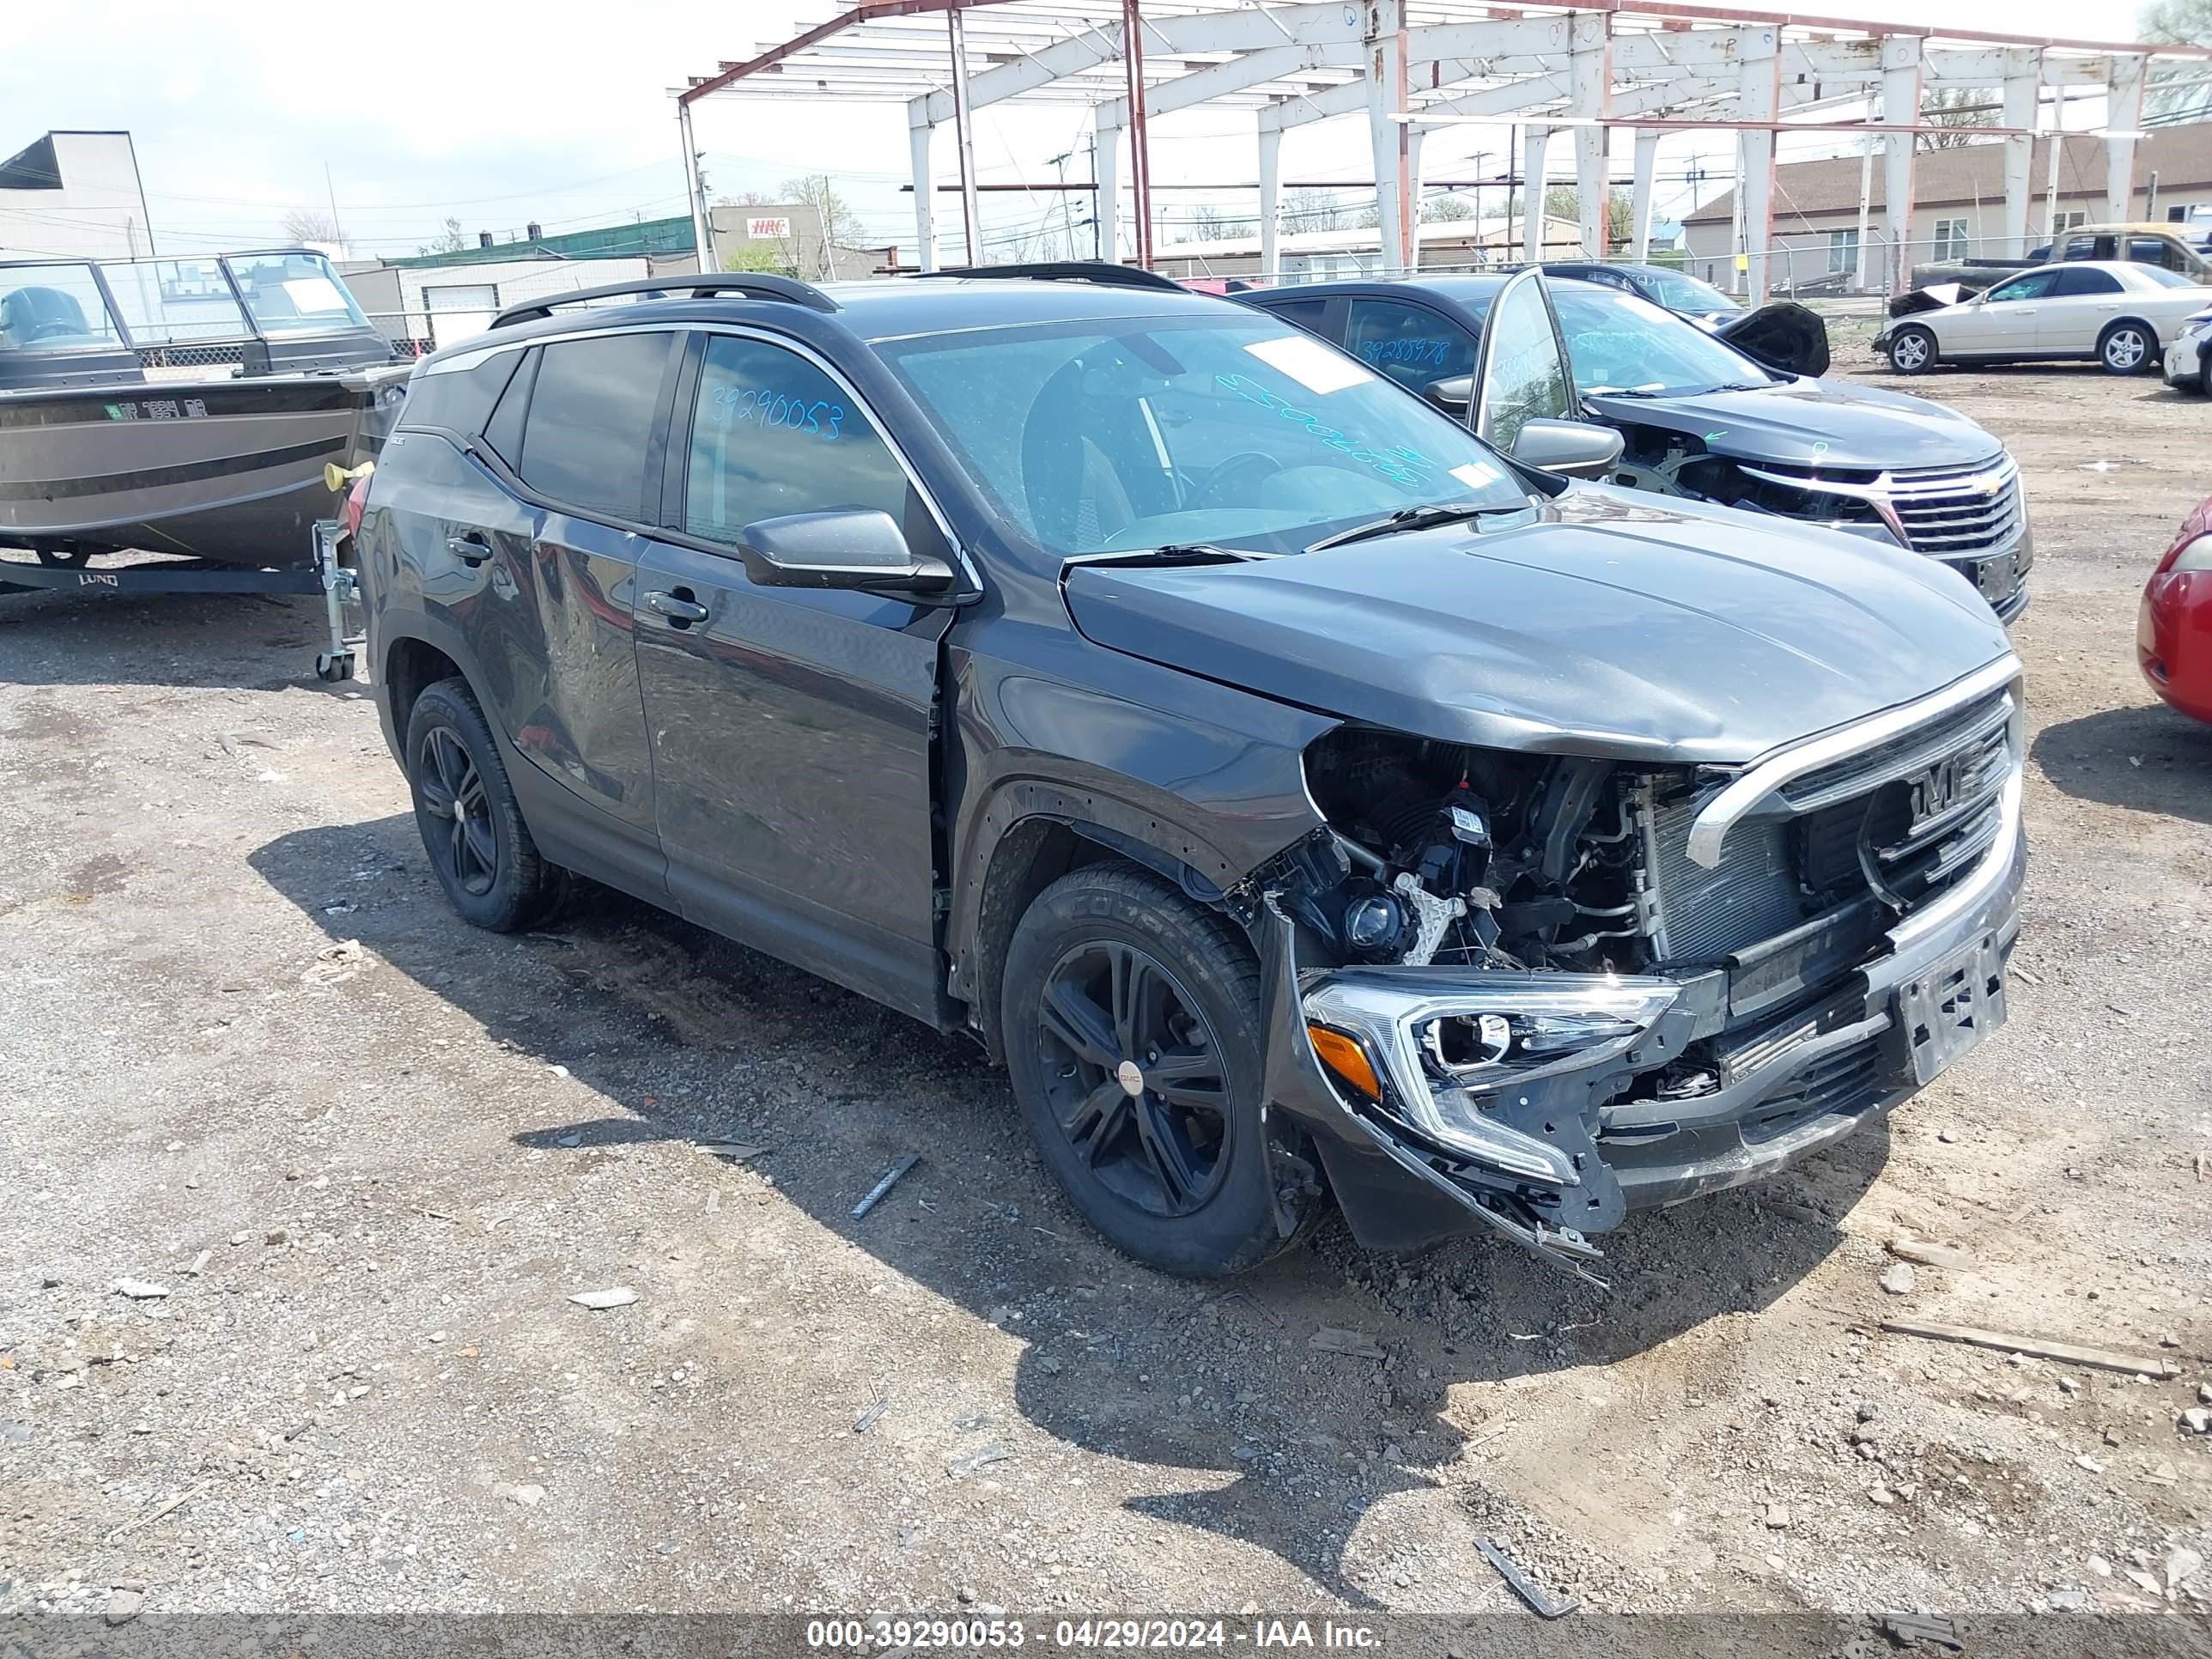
[{"left": 2139, "top": 493, "right": 2212, "bottom": 725}]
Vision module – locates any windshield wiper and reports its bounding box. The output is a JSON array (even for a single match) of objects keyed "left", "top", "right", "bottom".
[
  {"left": 1699, "top": 381, "right": 1774, "bottom": 393},
  {"left": 1305, "top": 501, "right": 1508, "bottom": 553},
  {"left": 1070, "top": 542, "right": 1259, "bottom": 568},
  {"left": 1586, "top": 385, "right": 1672, "bottom": 398}
]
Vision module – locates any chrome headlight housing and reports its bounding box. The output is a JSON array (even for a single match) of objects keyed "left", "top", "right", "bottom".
[{"left": 1302, "top": 970, "right": 1680, "bottom": 1185}]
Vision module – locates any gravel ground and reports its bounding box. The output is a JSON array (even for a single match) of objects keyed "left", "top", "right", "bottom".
[{"left": 1, "top": 355, "right": 2208, "bottom": 1631}]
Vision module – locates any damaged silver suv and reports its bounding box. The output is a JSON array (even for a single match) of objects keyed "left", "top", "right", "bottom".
[{"left": 356, "top": 263, "right": 2023, "bottom": 1285}]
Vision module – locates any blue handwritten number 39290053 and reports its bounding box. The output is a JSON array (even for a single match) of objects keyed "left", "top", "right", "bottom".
[{"left": 712, "top": 383, "right": 845, "bottom": 440}]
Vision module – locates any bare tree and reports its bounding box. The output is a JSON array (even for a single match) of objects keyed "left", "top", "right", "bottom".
[
  {"left": 281, "top": 209, "right": 342, "bottom": 247},
  {"left": 1183, "top": 204, "right": 1255, "bottom": 243},
  {"left": 416, "top": 216, "right": 469, "bottom": 257},
  {"left": 1280, "top": 186, "right": 1347, "bottom": 232},
  {"left": 1918, "top": 88, "right": 2000, "bottom": 150},
  {"left": 777, "top": 174, "right": 866, "bottom": 276},
  {"left": 1421, "top": 193, "right": 1475, "bottom": 222},
  {"left": 2142, "top": 0, "right": 2212, "bottom": 40}
]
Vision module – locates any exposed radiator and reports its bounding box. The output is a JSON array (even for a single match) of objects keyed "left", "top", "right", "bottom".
[{"left": 1639, "top": 786, "right": 1808, "bottom": 963}]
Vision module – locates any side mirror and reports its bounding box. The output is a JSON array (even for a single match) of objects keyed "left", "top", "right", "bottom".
[
  {"left": 1421, "top": 374, "right": 1473, "bottom": 418},
  {"left": 737, "top": 508, "right": 956, "bottom": 598},
  {"left": 1510, "top": 417, "right": 1626, "bottom": 480}
]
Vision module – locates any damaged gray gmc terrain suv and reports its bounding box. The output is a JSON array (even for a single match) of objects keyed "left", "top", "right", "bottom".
[{"left": 356, "top": 263, "right": 2024, "bottom": 1285}]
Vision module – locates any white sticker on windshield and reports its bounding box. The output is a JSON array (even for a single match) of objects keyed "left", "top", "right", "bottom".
[
  {"left": 1244, "top": 333, "right": 1375, "bottom": 394},
  {"left": 1450, "top": 461, "right": 1502, "bottom": 490},
  {"left": 281, "top": 276, "right": 346, "bottom": 314}
]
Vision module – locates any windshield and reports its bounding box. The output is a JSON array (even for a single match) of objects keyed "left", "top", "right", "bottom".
[
  {"left": 226, "top": 252, "right": 368, "bottom": 335},
  {"left": 99, "top": 258, "right": 250, "bottom": 345},
  {"left": 877, "top": 314, "right": 1532, "bottom": 558},
  {"left": 0, "top": 264, "right": 123, "bottom": 353},
  {"left": 1635, "top": 268, "right": 1741, "bottom": 313},
  {"left": 1549, "top": 282, "right": 1774, "bottom": 396}
]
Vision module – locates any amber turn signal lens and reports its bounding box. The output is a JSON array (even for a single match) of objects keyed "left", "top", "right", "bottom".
[{"left": 1307, "top": 1024, "right": 1382, "bottom": 1100}]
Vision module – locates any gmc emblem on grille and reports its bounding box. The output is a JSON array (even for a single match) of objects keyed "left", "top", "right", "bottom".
[{"left": 1911, "top": 755, "right": 1966, "bottom": 823}]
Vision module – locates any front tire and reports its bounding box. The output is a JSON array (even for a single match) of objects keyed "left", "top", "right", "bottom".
[
  {"left": 1001, "top": 861, "right": 1311, "bottom": 1277},
  {"left": 404, "top": 678, "right": 565, "bottom": 932},
  {"left": 2100, "top": 321, "right": 2154, "bottom": 375},
  {"left": 1887, "top": 325, "right": 1936, "bottom": 375}
]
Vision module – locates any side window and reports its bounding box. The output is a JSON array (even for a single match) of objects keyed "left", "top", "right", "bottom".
[
  {"left": 2062, "top": 235, "right": 2098, "bottom": 262},
  {"left": 516, "top": 332, "right": 673, "bottom": 520},
  {"left": 1344, "top": 298, "right": 1477, "bottom": 392},
  {"left": 2054, "top": 267, "right": 2122, "bottom": 296},
  {"left": 480, "top": 348, "right": 535, "bottom": 468},
  {"left": 681, "top": 334, "right": 919, "bottom": 549},
  {"left": 1260, "top": 297, "right": 1333, "bottom": 337},
  {"left": 1984, "top": 270, "right": 2057, "bottom": 304},
  {"left": 397, "top": 346, "right": 524, "bottom": 440}
]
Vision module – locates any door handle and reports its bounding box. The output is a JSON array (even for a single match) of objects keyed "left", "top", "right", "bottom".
[
  {"left": 446, "top": 533, "right": 492, "bottom": 567},
  {"left": 644, "top": 588, "right": 710, "bottom": 626}
]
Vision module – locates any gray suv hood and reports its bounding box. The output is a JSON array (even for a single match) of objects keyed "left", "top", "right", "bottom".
[
  {"left": 1582, "top": 377, "right": 2000, "bottom": 472},
  {"left": 1063, "top": 486, "right": 2013, "bottom": 766}
]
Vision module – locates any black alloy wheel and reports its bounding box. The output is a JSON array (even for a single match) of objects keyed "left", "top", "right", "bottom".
[
  {"left": 418, "top": 724, "right": 497, "bottom": 897},
  {"left": 1035, "top": 938, "right": 1234, "bottom": 1218},
  {"left": 403, "top": 677, "right": 566, "bottom": 932},
  {"left": 1001, "top": 861, "right": 1319, "bottom": 1277}
]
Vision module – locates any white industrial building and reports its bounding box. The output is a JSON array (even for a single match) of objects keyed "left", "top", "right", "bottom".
[{"left": 0, "top": 131, "right": 157, "bottom": 262}]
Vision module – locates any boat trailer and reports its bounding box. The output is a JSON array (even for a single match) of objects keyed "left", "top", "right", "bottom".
[{"left": 0, "top": 519, "right": 361, "bottom": 682}]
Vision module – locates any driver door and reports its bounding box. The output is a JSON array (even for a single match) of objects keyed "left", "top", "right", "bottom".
[
  {"left": 632, "top": 328, "right": 959, "bottom": 1024},
  {"left": 1952, "top": 269, "right": 2056, "bottom": 355},
  {"left": 1472, "top": 268, "right": 1579, "bottom": 450}
]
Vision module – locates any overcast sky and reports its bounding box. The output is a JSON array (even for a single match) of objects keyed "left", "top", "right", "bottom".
[{"left": 0, "top": 0, "right": 2176, "bottom": 265}]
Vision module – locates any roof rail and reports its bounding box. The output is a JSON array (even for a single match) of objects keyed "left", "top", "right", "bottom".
[
  {"left": 907, "top": 259, "right": 1188, "bottom": 295},
  {"left": 488, "top": 274, "right": 839, "bottom": 331}
]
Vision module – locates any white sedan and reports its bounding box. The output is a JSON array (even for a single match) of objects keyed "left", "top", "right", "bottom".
[{"left": 1879, "top": 260, "right": 2212, "bottom": 376}]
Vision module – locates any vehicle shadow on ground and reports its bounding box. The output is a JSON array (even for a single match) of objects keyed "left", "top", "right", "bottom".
[
  {"left": 252, "top": 814, "right": 1885, "bottom": 1606},
  {"left": 2033, "top": 705, "right": 2212, "bottom": 826},
  {"left": 0, "top": 586, "right": 347, "bottom": 693}
]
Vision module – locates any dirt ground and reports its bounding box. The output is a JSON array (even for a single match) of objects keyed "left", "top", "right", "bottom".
[{"left": 2, "top": 352, "right": 2209, "bottom": 1632}]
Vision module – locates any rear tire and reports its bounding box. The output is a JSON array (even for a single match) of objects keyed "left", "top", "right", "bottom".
[
  {"left": 404, "top": 677, "right": 565, "bottom": 932},
  {"left": 1001, "top": 861, "right": 1315, "bottom": 1277},
  {"left": 1887, "top": 325, "right": 1936, "bottom": 375},
  {"left": 2100, "top": 321, "right": 2154, "bottom": 375}
]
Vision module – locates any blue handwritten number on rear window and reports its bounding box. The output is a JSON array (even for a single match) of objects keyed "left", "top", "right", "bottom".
[
  {"left": 711, "top": 384, "right": 844, "bottom": 439},
  {"left": 1357, "top": 337, "right": 1453, "bottom": 368}
]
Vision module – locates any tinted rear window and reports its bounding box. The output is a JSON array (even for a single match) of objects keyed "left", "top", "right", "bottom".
[
  {"left": 2054, "top": 267, "right": 2121, "bottom": 295},
  {"left": 398, "top": 348, "right": 524, "bottom": 438},
  {"left": 518, "top": 332, "right": 673, "bottom": 520}
]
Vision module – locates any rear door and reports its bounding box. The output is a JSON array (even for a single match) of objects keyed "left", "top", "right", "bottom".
[
  {"left": 478, "top": 331, "right": 675, "bottom": 883},
  {"left": 2035, "top": 265, "right": 2125, "bottom": 351},
  {"left": 632, "top": 328, "right": 957, "bottom": 1024}
]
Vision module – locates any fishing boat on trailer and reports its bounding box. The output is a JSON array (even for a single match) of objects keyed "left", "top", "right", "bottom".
[{"left": 0, "top": 247, "right": 407, "bottom": 570}]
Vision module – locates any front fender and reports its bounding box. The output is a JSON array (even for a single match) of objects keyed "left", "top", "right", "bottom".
[{"left": 943, "top": 637, "right": 1334, "bottom": 1005}]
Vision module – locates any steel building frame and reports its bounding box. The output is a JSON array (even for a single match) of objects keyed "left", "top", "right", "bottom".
[{"left": 674, "top": 1, "right": 2209, "bottom": 298}]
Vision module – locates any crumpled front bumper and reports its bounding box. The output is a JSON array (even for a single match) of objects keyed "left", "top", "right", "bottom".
[{"left": 1260, "top": 771, "right": 2026, "bottom": 1286}]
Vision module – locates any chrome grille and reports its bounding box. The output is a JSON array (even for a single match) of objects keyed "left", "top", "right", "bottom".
[
  {"left": 1879, "top": 459, "right": 2023, "bottom": 556},
  {"left": 1638, "top": 687, "right": 2019, "bottom": 971}
]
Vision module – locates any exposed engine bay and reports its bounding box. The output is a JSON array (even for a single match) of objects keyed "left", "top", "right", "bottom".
[
  {"left": 1607, "top": 429, "right": 1893, "bottom": 538},
  {"left": 1294, "top": 728, "right": 1648, "bottom": 974},
  {"left": 1247, "top": 700, "right": 2021, "bottom": 1285}
]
